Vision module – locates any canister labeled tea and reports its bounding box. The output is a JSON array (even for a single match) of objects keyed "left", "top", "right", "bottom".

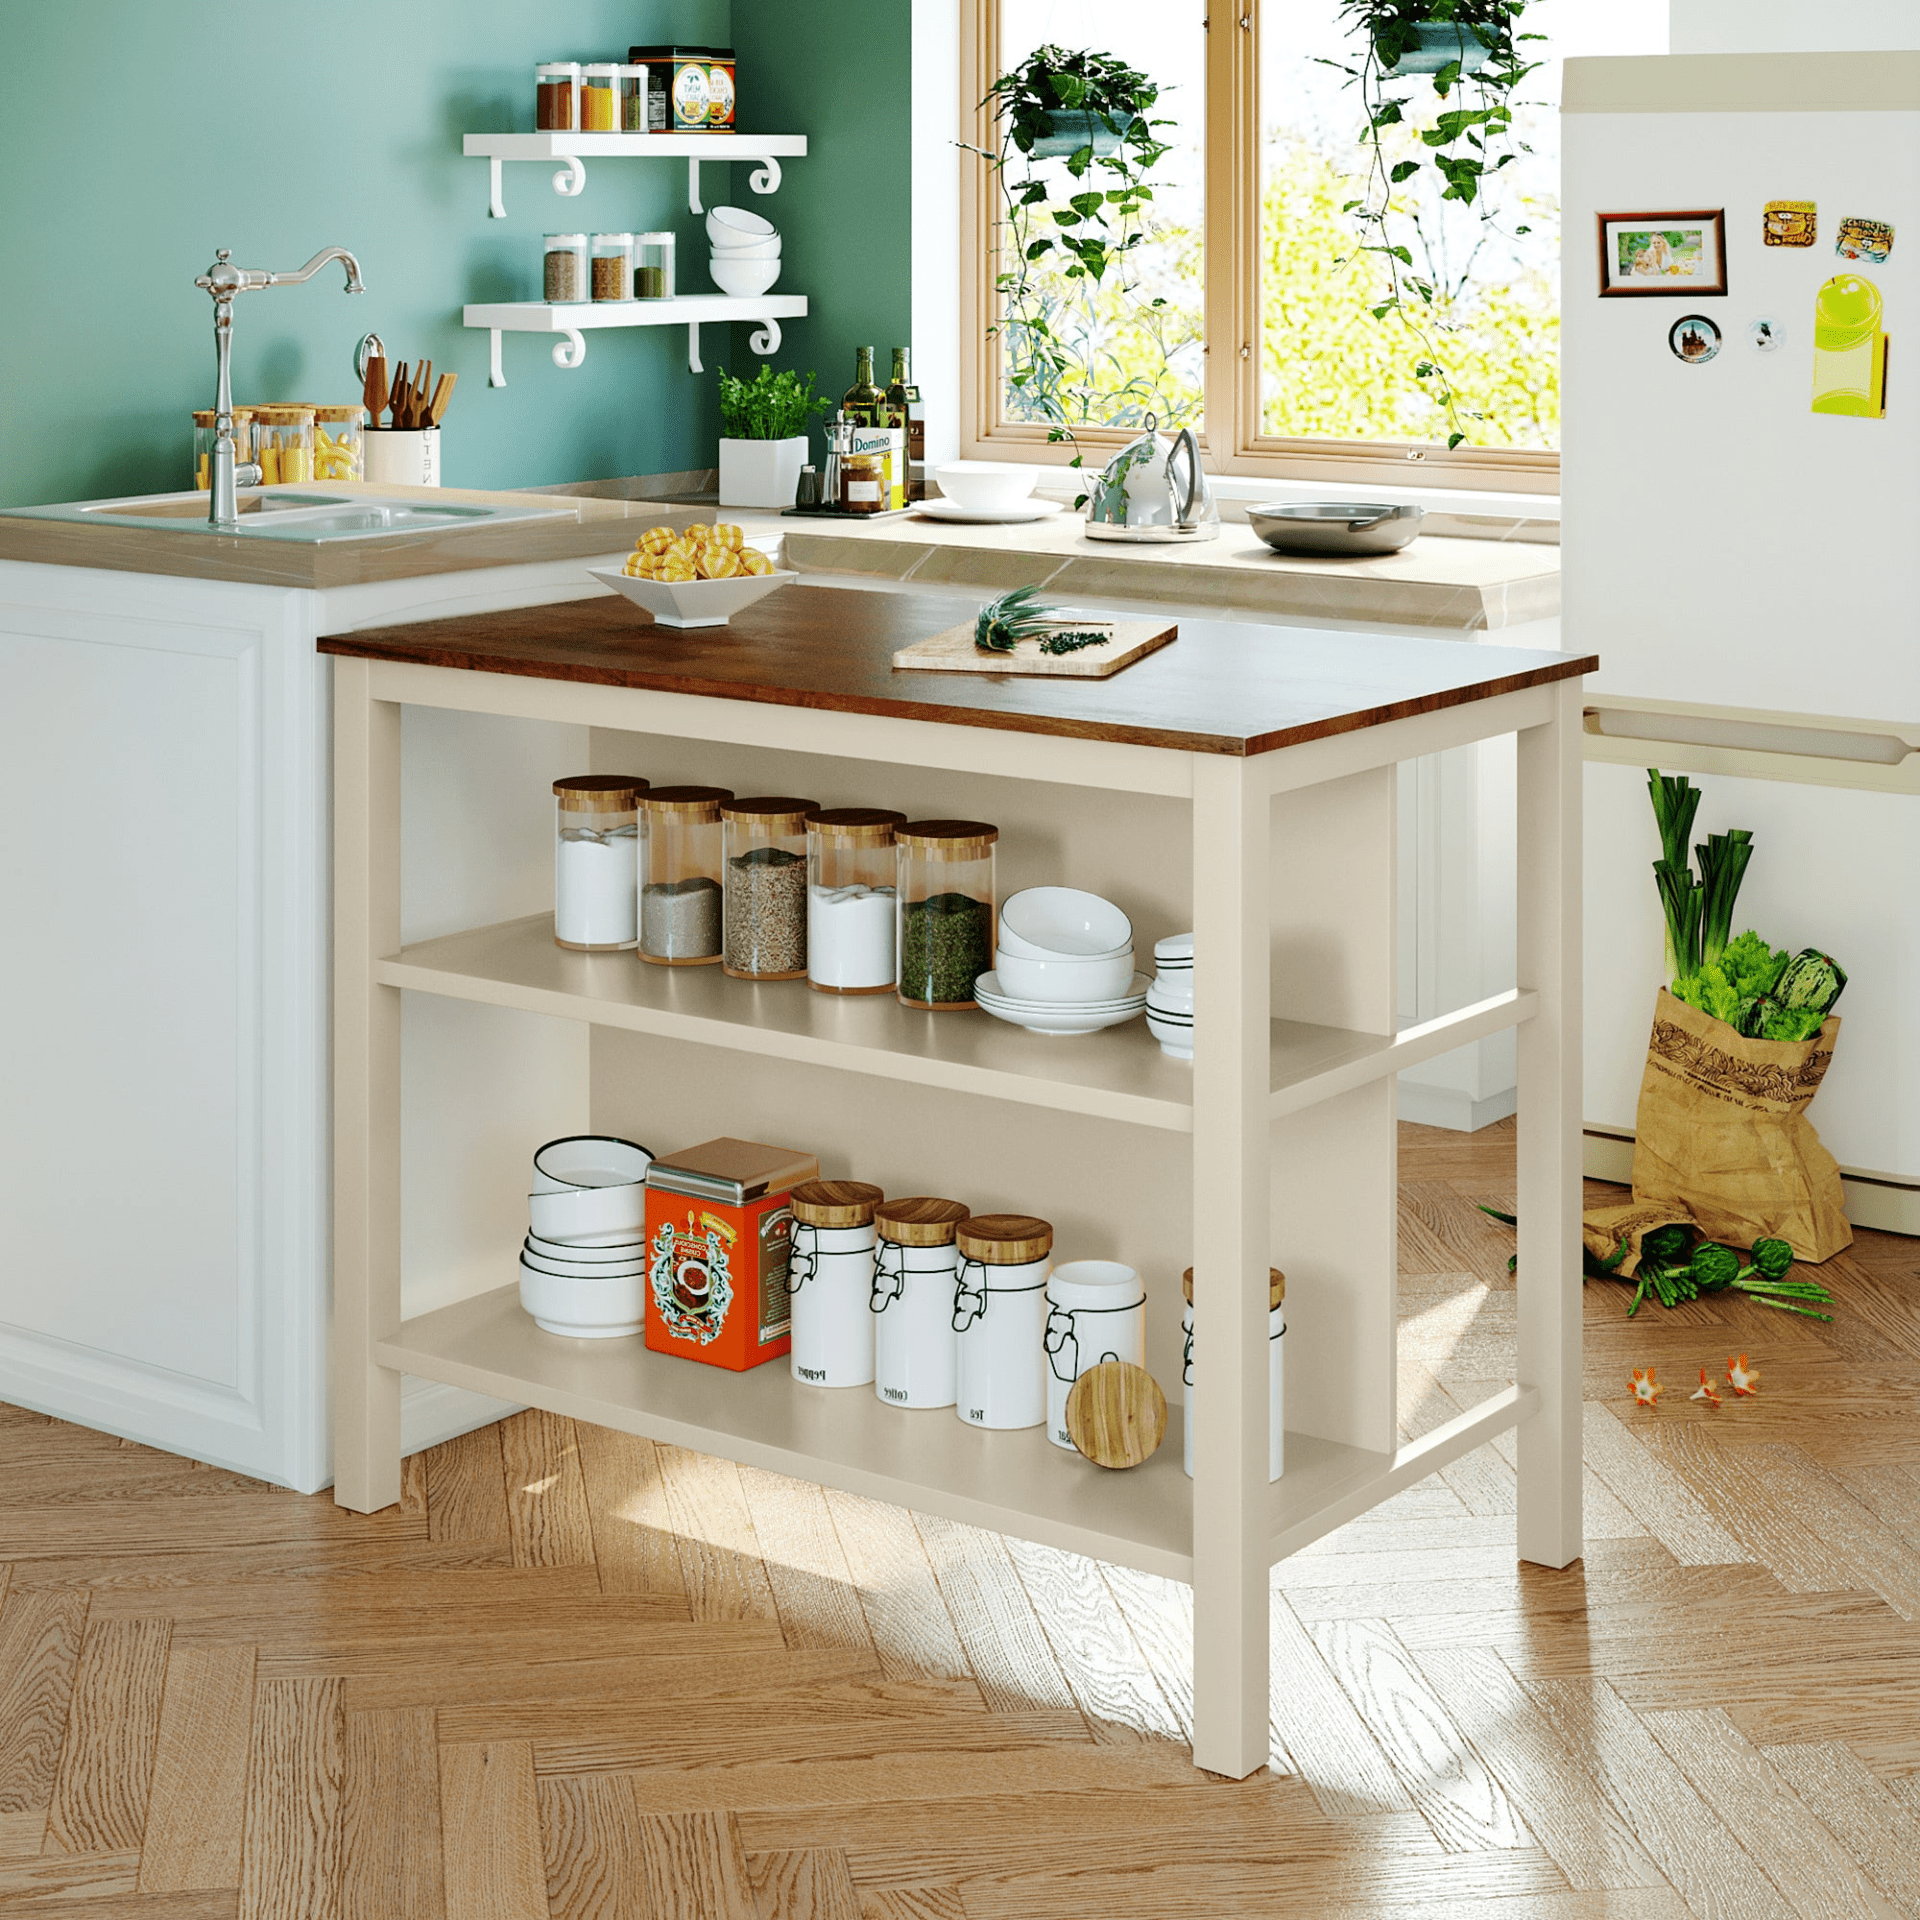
[
  {"left": 1181, "top": 1266, "right": 1286, "bottom": 1481},
  {"left": 871, "top": 1197, "right": 970, "bottom": 1409},
  {"left": 1045, "top": 1259, "right": 1146, "bottom": 1451},
  {"left": 788, "top": 1180, "right": 885, "bottom": 1388},
  {"left": 954, "top": 1214, "right": 1052, "bottom": 1430}
]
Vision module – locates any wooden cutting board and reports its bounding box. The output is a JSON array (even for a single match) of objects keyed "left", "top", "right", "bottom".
[{"left": 891, "top": 616, "right": 1177, "bottom": 679}]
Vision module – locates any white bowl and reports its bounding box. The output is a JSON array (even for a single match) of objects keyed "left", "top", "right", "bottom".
[
  {"left": 707, "top": 204, "right": 777, "bottom": 242},
  {"left": 1146, "top": 1011, "right": 1194, "bottom": 1059},
  {"left": 708, "top": 230, "right": 781, "bottom": 257},
  {"left": 709, "top": 255, "right": 782, "bottom": 298},
  {"left": 528, "top": 1181, "right": 646, "bottom": 1244},
  {"left": 531, "top": 1135, "right": 652, "bottom": 1192},
  {"left": 525, "top": 1230, "right": 644, "bottom": 1264},
  {"left": 933, "top": 462, "right": 1037, "bottom": 513},
  {"left": 1154, "top": 932, "right": 1194, "bottom": 968},
  {"left": 1147, "top": 976, "right": 1193, "bottom": 1012},
  {"left": 589, "top": 565, "right": 798, "bottom": 630},
  {"left": 520, "top": 1243, "right": 647, "bottom": 1279},
  {"left": 519, "top": 1258, "right": 645, "bottom": 1339},
  {"left": 992, "top": 947, "right": 1136, "bottom": 1004},
  {"left": 998, "top": 887, "right": 1133, "bottom": 959}
]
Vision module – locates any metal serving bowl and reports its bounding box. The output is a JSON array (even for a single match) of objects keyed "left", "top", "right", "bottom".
[{"left": 1246, "top": 501, "right": 1425, "bottom": 557}]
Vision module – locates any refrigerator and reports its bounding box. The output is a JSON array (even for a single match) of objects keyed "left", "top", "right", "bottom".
[{"left": 1563, "top": 50, "right": 1920, "bottom": 1233}]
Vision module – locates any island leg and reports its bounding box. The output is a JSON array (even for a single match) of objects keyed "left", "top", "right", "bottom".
[
  {"left": 1515, "top": 679, "right": 1583, "bottom": 1569},
  {"left": 1189, "top": 753, "right": 1273, "bottom": 1777},
  {"left": 333, "top": 659, "right": 405, "bottom": 1513}
]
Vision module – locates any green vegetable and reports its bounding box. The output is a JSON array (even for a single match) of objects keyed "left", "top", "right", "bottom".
[
  {"left": 1647, "top": 769, "right": 1702, "bottom": 868},
  {"left": 1673, "top": 930, "right": 1788, "bottom": 1029},
  {"left": 1774, "top": 948, "right": 1847, "bottom": 1015},
  {"left": 1647, "top": 771, "right": 1704, "bottom": 985},
  {"left": 715, "top": 363, "right": 827, "bottom": 440},
  {"left": 973, "top": 586, "right": 1108, "bottom": 655},
  {"left": 1748, "top": 1238, "right": 1795, "bottom": 1281},
  {"left": 1694, "top": 829, "right": 1754, "bottom": 968},
  {"left": 1760, "top": 1003, "right": 1828, "bottom": 1043},
  {"left": 1641, "top": 1223, "right": 1693, "bottom": 1266},
  {"left": 1689, "top": 1242, "right": 1741, "bottom": 1291}
]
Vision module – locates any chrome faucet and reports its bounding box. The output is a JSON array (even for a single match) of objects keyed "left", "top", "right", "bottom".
[{"left": 194, "top": 247, "right": 366, "bottom": 531}]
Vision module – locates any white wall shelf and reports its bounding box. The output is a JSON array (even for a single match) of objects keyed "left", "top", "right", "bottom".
[
  {"left": 463, "top": 295, "right": 808, "bottom": 386},
  {"left": 462, "top": 131, "right": 809, "bottom": 220}
]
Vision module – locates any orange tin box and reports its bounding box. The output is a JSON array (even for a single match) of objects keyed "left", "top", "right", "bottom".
[{"left": 644, "top": 1137, "right": 817, "bottom": 1371}]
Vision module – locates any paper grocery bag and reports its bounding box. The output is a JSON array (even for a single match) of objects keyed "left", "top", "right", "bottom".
[
  {"left": 1581, "top": 1199, "right": 1694, "bottom": 1280},
  {"left": 1629, "top": 988, "right": 1851, "bottom": 1262}
]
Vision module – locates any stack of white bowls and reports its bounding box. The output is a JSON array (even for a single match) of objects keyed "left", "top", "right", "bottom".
[
  {"left": 1145, "top": 933, "right": 1193, "bottom": 1058},
  {"left": 707, "top": 205, "right": 781, "bottom": 298},
  {"left": 519, "top": 1135, "right": 654, "bottom": 1338},
  {"left": 973, "top": 887, "right": 1148, "bottom": 1036}
]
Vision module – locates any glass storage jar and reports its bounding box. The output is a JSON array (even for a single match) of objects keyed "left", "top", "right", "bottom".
[
  {"left": 722, "top": 796, "right": 816, "bottom": 981},
  {"left": 535, "top": 61, "right": 580, "bottom": 130},
  {"left": 312, "top": 405, "right": 364, "bottom": 481},
  {"left": 806, "top": 807, "right": 904, "bottom": 995},
  {"left": 896, "top": 820, "right": 997, "bottom": 1010},
  {"left": 553, "top": 775, "right": 646, "bottom": 951},
  {"left": 841, "top": 451, "right": 887, "bottom": 514},
  {"left": 579, "top": 63, "right": 619, "bottom": 130},
  {"left": 620, "top": 63, "right": 650, "bottom": 130},
  {"left": 590, "top": 232, "right": 633, "bottom": 302},
  {"left": 639, "top": 786, "right": 731, "bottom": 965},
  {"left": 192, "top": 407, "right": 254, "bottom": 490},
  {"left": 544, "top": 233, "right": 588, "bottom": 304},
  {"left": 254, "top": 406, "right": 316, "bottom": 485},
  {"left": 634, "top": 232, "right": 676, "bottom": 299}
]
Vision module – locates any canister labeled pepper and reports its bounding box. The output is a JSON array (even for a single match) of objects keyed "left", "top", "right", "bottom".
[
  {"left": 871, "top": 1197, "right": 970, "bottom": 1409},
  {"left": 789, "top": 1180, "right": 885, "bottom": 1388},
  {"left": 954, "top": 1214, "right": 1052, "bottom": 1430},
  {"left": 1182, "top": 1266, "right": 1286, "bottom": 1481}
]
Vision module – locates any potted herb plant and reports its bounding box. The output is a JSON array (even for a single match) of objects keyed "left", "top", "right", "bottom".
[{"left": 716, "top": 363, "right": 825, "bottom": 510}]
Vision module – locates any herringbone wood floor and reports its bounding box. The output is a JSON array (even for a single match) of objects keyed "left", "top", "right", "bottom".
[{"left": 4, "top": 1119, "right": 1920, "bottom": 1918}]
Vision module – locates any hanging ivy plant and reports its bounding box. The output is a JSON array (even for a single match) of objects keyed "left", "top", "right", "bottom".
[{"left": 1325, "top": 0, "right": 1542, "bottom": 448}]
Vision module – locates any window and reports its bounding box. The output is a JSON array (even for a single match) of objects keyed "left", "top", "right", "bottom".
[{"left": 962, "top": 0, "right": 1664, "bottom": 490}]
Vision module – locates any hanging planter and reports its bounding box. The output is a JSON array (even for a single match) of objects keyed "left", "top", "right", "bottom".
[
  {"left": 1377, "top": 21, "right": 1499, "bottom": 74},
  {"left": 1029, "top": 109, "right": 1137, "bottom": 160}
]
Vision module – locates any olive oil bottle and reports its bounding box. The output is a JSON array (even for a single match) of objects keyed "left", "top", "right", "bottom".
[
  {"left": 842, "top": 346, "right": 884, "bottom": 428},
  {"left": 884, "top": 347, "right": 925, "bottom": 499}
]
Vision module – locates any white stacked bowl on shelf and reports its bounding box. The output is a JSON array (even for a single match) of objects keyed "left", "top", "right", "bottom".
[
  {"left": 708, "top": 205, "right": 781, "bottom": 298},
  {"left": 1145, "top": 932, "right": 1193, "bottom": 1059},
  {"left": 975, "top": 886, "right": 1146, "bottom": 1036},
  {"left": 519, "top": 1135, "right": 653, "bottom": 1337}
]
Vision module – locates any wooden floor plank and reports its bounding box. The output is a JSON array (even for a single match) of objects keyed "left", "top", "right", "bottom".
[
  {"left": 746, "top": 1847, "right": 863, "bottom": 1920},
  {"left": 1098, "top": 1564, "right": 1196, "bottom": 1748},
  {"left": 438, "top": 1742, "right": 545, "bottom": 1920},
  {"left": 538, "top": 1771, "right": 645, "bottom": 1920},
  {"left": 0, "top": 1847, "right": 140, "bottom": 1898},
  {"left": 653, "top": 1445, "right": 781, "bottom": 1625},
  {"left": 140, "top": 1645, "right": 255, "bottom": 1893},
  {"left": 633, "top": 1807, "right": 757, "bottom": 1920},
  {"left": 819, "top": 1492, "right": 970, "bottom": 1686},
  {"left": 1580, "top": 1403, "right": 1752, "bottom": 1565},
  {"left": 500, "top": 1410, "right": 596, "bottom": 1571},
  {"left": 737, "top": 1467, "right": 878, "bottom": 1657},
  {"left": 0, "top": 1587, "right": 87, "bottom": 1856},
  {"left": 1762, "top": 1741, "right": 1920, "bottom": 1919},
  {"left": 423, "top": 1426, "right": 510, "bottom": 1548},
  {"left": 856, "top": 1891, "right": 966, "bottom": 1920},
  {"left": 340, "top": 1707, "right": 445, "bottom": 1920},
  {"left": 238, "top": 1677, "right": 343, "bottom": 1920},
  {"left": 0, "top": 1892, "right": 239, "bottom": 1919},
  {"left": 1266, "top": 1591, "right": 1410, "bottom": 1819},
  {"left": 46, "top": 1615, "right": 171, "bottom": 1854},
  {"left": 574, "top": 1427, "right": 687, "bottom": 1600}
]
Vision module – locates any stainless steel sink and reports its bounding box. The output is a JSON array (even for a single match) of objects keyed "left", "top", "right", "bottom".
[{"left": 12, "top": 489, "right": 569, "bottom": 543}]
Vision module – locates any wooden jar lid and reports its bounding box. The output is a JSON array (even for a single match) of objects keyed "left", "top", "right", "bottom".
[
  {"left": 1065, "top": 1361, "right": 1167, "bottom": 1469},
  {"left": 1181, "top": 1267, "right": 1286, "bottom": 1308},
  {"left": 873, "top": 1196, "right": 971, "bottom": 1246},
  {"left": 790, "top": 1180, "right": 885, "bottom": 1228},
  {"left": 807, "top": 807, "right": 907, "bottom": 846},
  {"left": 641, "top": 785, "right": 733, "bottom": 817},
  {"left": 896, "top": 819, "right": 1000, "bottom": 854},
  {"left": 956, "top": 1214, "right": 1054, "bottom": 1263},
  {"left": 554, "top": 774, "right": 648, "bottom": 811},
  {"left": 722, "top": 795, "right": 819, "bottom": 830}
]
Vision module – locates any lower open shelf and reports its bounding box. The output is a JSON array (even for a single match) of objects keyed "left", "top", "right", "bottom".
[{"left": 379, "top": 1284, "right": 1537, "bottom": 1582}]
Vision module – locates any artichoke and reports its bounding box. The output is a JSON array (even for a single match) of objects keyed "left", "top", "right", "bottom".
[
  {"left": 1689, "top": 1242, "right": 1742, "bottom": 1291},
  {"left": 1749, "top": 1237, "right": 1795, "bottom": 1281},
  {"left": 1642, "top": 1223, "right": 1694, "bottom": 1267}
]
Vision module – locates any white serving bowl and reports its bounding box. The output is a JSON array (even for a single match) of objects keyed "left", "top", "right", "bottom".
[
  {"left": 998, "top": 886, "right": 1133, "bottom": 959},
  {"left": 519, "top": 1258, "right": 645, "bottom": 1339},
  {"left": 528, "top": 1181, "right": 646, "bottom": 1244},
  {"left": 708, "top": 204, "right": 777, "bottom": 242},
  {"left": 992, "top": 947, "right": 1136, "bottom": 1004},
  {"left": 709, "top": 255, "right": 782, "bottom": 298},
  {"left": 525, "top": 1229, "right": 645, "bottom": 1264},
  {"left": 532, "top": 1135, "right": 652, "bottom": 1192},
  {"left": 589, "top": 565, "right": 798, "bottom": 630},
  {"left": 933, "top": 462, "right": 1037, "bottom": 514},
  {"left": 708, "top": 231, "right": 781, "bottom": 257},
  {"left": 1146, "top": 1010, "right": 1194, "bottom": 1059}
]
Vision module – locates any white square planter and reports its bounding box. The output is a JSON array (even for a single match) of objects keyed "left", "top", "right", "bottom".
[{"left": 718, "top": 435, "right": 808, "bottom": 510}]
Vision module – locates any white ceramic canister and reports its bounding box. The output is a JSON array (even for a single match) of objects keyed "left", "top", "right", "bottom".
[
  {"left": 787, "top": 1179, "right": 885, "bottom": 1388},
  {"left": 953, "top": 1214, "right": 1053, "bottom": 1431},
  {"left": 364, "top": 427, "right": 442, "bottom": 486},
  {"left": 1181, "top": 1266, "right": 1286, "bottom": 1481},
  {"left": 1044, "top": 1259, "right": 1146, "bottom": 1450},
  {"left": 871, "top": 1197, "right": 971, "bottom": 1409}
]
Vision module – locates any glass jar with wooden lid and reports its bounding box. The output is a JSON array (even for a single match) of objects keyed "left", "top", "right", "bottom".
[
  {"left": 896, "top": 820, "right": 998, "bottom": 1010},
  {"left": 553, "top": 775, "right": 647, "bottom": 952},
  {"left": 313, "top": 404, "right": 364, "bottom": 481},
  {"left": 806, "top": 807, "right": 905, "bottom": 995},
  {"left": 788, "top": 1178, "right": 886, "bottom": 1389},
  {"left": 721, "top": 796, "right": 816, "bottom": 981},
  {"left": 639, "top": 786, "right": 731, "bottom": 965},
  {"left": 871, "top": 1196, "right": 972, "bottom": 1409},
  {"left": 1182, "top": 1266, "right": 1286, "bottom": 1482},
  {"left": 192, "top": 407, "right": 255, "bottom": 489},
  {"left": 954, "top": 1214, "right": 1053, "bottom": 1431},
  {"left": 254, "top": 406, "right": 316, "bottom": 484}
]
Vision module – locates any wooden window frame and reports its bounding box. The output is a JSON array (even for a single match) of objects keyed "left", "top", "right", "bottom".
[{"left": 958, "top": 2, "right": 1560, "bottom": 495}]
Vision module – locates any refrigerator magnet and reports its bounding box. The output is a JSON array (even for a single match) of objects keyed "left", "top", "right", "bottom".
[
  {"left": 1812, "top": 274, "right": 1887, "bottom": 417},
  {"left": 1749, "top": 317, "right": 1782, "bottom": 353},
  {"left": 1763, "top": 201, "right": 1816, "bottom": 247},
  {"left": 1835, "top": 217, "right": 1894, "bottom": 264},
  {"left": 1670, "top": 315, "right": 1722, "bottom": 364}
]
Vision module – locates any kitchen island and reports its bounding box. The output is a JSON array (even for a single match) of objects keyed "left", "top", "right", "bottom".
[{"left": 323, "top": 580, "right": 1592, "bottom": 1778}]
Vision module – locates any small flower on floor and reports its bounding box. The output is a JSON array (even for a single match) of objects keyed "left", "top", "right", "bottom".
[
  {"left": 1726, "top": 1353, "right": 1761, "bottom": 1396},
  {"left": 1690, "top": 1367, "right": 1722, "bottom": 1408},
  {"left": 1631, "top": 1366, "right": 1662, "bottom": 1406}
]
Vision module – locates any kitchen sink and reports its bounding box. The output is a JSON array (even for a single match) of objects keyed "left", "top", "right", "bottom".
[{"left": 10, "top": 489, "right": 569, "bottom": 543}]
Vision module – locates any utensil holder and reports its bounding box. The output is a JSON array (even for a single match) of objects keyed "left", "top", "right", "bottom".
[{"left": 364, "top": 428, "right": 441, "bottom": 487}]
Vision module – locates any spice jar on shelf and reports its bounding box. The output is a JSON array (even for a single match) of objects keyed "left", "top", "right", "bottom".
[
  {"left": 192, "top": 407, "right": 255, "bottom": 490},
  {"left": 871, "top": 1197, "right": 971, "bottom": 1410},
  {"left": 590, "top": 232, "right": 633, "bottom": 302},
  {"left": 313, "top": 405, "right": 364, "bottom": 481},
  {"left": 544, "top": 233, "right": 588, "bottom": 304},
  {"left": 535, "top": 61, "right": 580, "bottom": 130},
  {"left": 634, "top": 232, "right": 676, "bottom": 299},
  {"left": 722, "top": 796, "right": 815, "bottom": 981},
  {"left": 806, "top": 807, "right": 905, "bottom": 995},
  {"left": 579, "top": 63, "right": 620, "bottom": 130},
  {"left": 954, "top": 1214, "right": 1053, "bottom": 1431},
  {"left": 553, "top": 775, "right": 646, "bottom": 952},
  {"left": 254, "top": 406, "right": 316, "bottom": 485},
  {"left": 620, "top": 63, "right": 650, "bottom": 130},
  {"left": 789, "top": 1179, "right": 885, "bottom": 1388},
  {"left": 639, "top": 786, "right": 731, "bottom": 965},
  {"left": 896, "top": 820, "right": 997, "bottom": 1010},
  {"left": 1182, "top": 1266, "right": 1286, "bottom": 1481}
]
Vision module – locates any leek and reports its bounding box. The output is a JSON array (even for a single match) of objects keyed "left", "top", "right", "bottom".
[
  {"left": 1653, "top": 857, "right": 1703, "bottom": 985},
  {"left": 1694, "top": 829, "right": 1755, "bottom": 967}
]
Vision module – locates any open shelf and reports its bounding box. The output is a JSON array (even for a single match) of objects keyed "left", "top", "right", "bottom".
[
  {"left": 379, "top": 915, "right": 1535, "bottom": 1133},
  {"left": 379, "top": 1284, "right": 1532, "bottom": 1581},
  {"left": 463, "top": 296, "right": 809, "bottom": 385},
  {"left": 462, "top": 131, "right": 809, "bottom": 219}
]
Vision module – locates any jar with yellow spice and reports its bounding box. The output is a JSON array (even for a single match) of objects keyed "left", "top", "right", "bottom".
[
  {"left": 313, "top": 406, "right": 365, "bottom": 482},
  {"left": 254, "top": 406, "right": 316, "bottom": 485}
]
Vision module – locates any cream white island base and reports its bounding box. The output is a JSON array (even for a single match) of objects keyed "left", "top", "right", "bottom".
[{"left": 327, "top": 582, "right": 1590, "bottom": 1777}]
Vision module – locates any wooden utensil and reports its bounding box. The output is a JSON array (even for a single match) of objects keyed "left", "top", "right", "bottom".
[
  {"left": 413, "top": 361, "right": 432, "bottom": 429},
  {"left": 1065, "top": 1360, "right": 1167, "bottom": 1469},
  {"left": 428, "top": 372, "right": 456, "bottom": 426},
  {"left": 362, "top": 355, "right": 388, "bottom": 427},
  {"left": 389, "top": 361, "right": 409, "bottom": 429}
]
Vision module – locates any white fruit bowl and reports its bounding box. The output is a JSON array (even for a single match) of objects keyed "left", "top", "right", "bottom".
[
  {"left": 589, "top": 565, "right": 798, "bottom": 629},
  {"left": 709, "top": 255, "right": 782, "bottom": 298},
  {"left": 528, "top": 1181, "right": 646, "bottom": 1244}
]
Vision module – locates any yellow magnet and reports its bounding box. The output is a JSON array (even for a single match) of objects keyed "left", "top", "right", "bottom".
[{"left": 1812, "top": 274, "right": 1887, "bottom": 418}]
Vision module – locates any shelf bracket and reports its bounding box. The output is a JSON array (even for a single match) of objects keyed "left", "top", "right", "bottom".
[
  {"left": 488, "top": 155, "right": 505, "bottom": 219},
  {"left": 552, "top": 154, "right": 587, "bottom": 199},
  {"left": 687, "top": 322, "right": 703, "bottom": 375},
  {"left": 748, "top": 155, "right": 784, "bottom": 197},
  {"left": 688, "top": 156, "right": 704, "bottom": 216},
  {"left": 553, "top": 328, "right": 588, "bottom": 372},
  {"left": 488, "top": 329, "right": 506, "bottom": 388},
  {"left": 747, "top": 317, "right": 784, "bottom": 358}
]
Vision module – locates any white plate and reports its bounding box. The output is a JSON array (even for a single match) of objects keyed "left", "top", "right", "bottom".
[
  {"left": 589, "top": 566, "right": 798, "bottom": 629},
  {"left": 914, "top": 499, "right": 1067, "bottom": 525},
  {"left": 977, "top": 999, "right": 1147, "bottom": 1037},
  {"left": 975, "top": 969, "right": 1152, "bottom": 1012}
]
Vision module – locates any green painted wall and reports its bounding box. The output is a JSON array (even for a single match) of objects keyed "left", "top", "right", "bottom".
[{"left": 0, "top": 0, "right": 895, "bottom": 509}]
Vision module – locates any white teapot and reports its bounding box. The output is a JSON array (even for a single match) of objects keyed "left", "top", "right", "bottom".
[{"left": 1084, "top": 414, "right": 1219, "bottom": 543}]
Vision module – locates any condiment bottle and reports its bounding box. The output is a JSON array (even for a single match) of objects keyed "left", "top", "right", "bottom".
[
  {"left": 553, "top": 775, "right": 646, "bottom": 951},
  {"left": 639, "top": 786, "right": 731, "bottom": 966},
  {"left": 535, "top": 61, "right": 581, "bottom": 131},
  {"left": 954, "top": 1215, "right": 1053, "bottom": 1430},
  {"left": 1183, "top": 1266, "right": 1286, "bottom": 1481},
  {"left": 788, "top": 1179, "right": 886, "bottom": 1388},
  {"left": 871, "top": 1197, "right": 971, "bottom": 1409},
  {"left": 895, "top": 820, "right": 997, "bottom": 1010},
  {"left": 579, "top": 63, "right": 619, "bottom": 131},
  {"left": 721, "top": 796, "right": 816, "bottom": 981},
  {"left": 590, "top": 232, "right": 633, "bottom": 302},
  {"left": 806, "top": 808, "right": 905, "bottom": 995},
  {"left": 544, "top": 233, "right": 588, "bottom": 304}
]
